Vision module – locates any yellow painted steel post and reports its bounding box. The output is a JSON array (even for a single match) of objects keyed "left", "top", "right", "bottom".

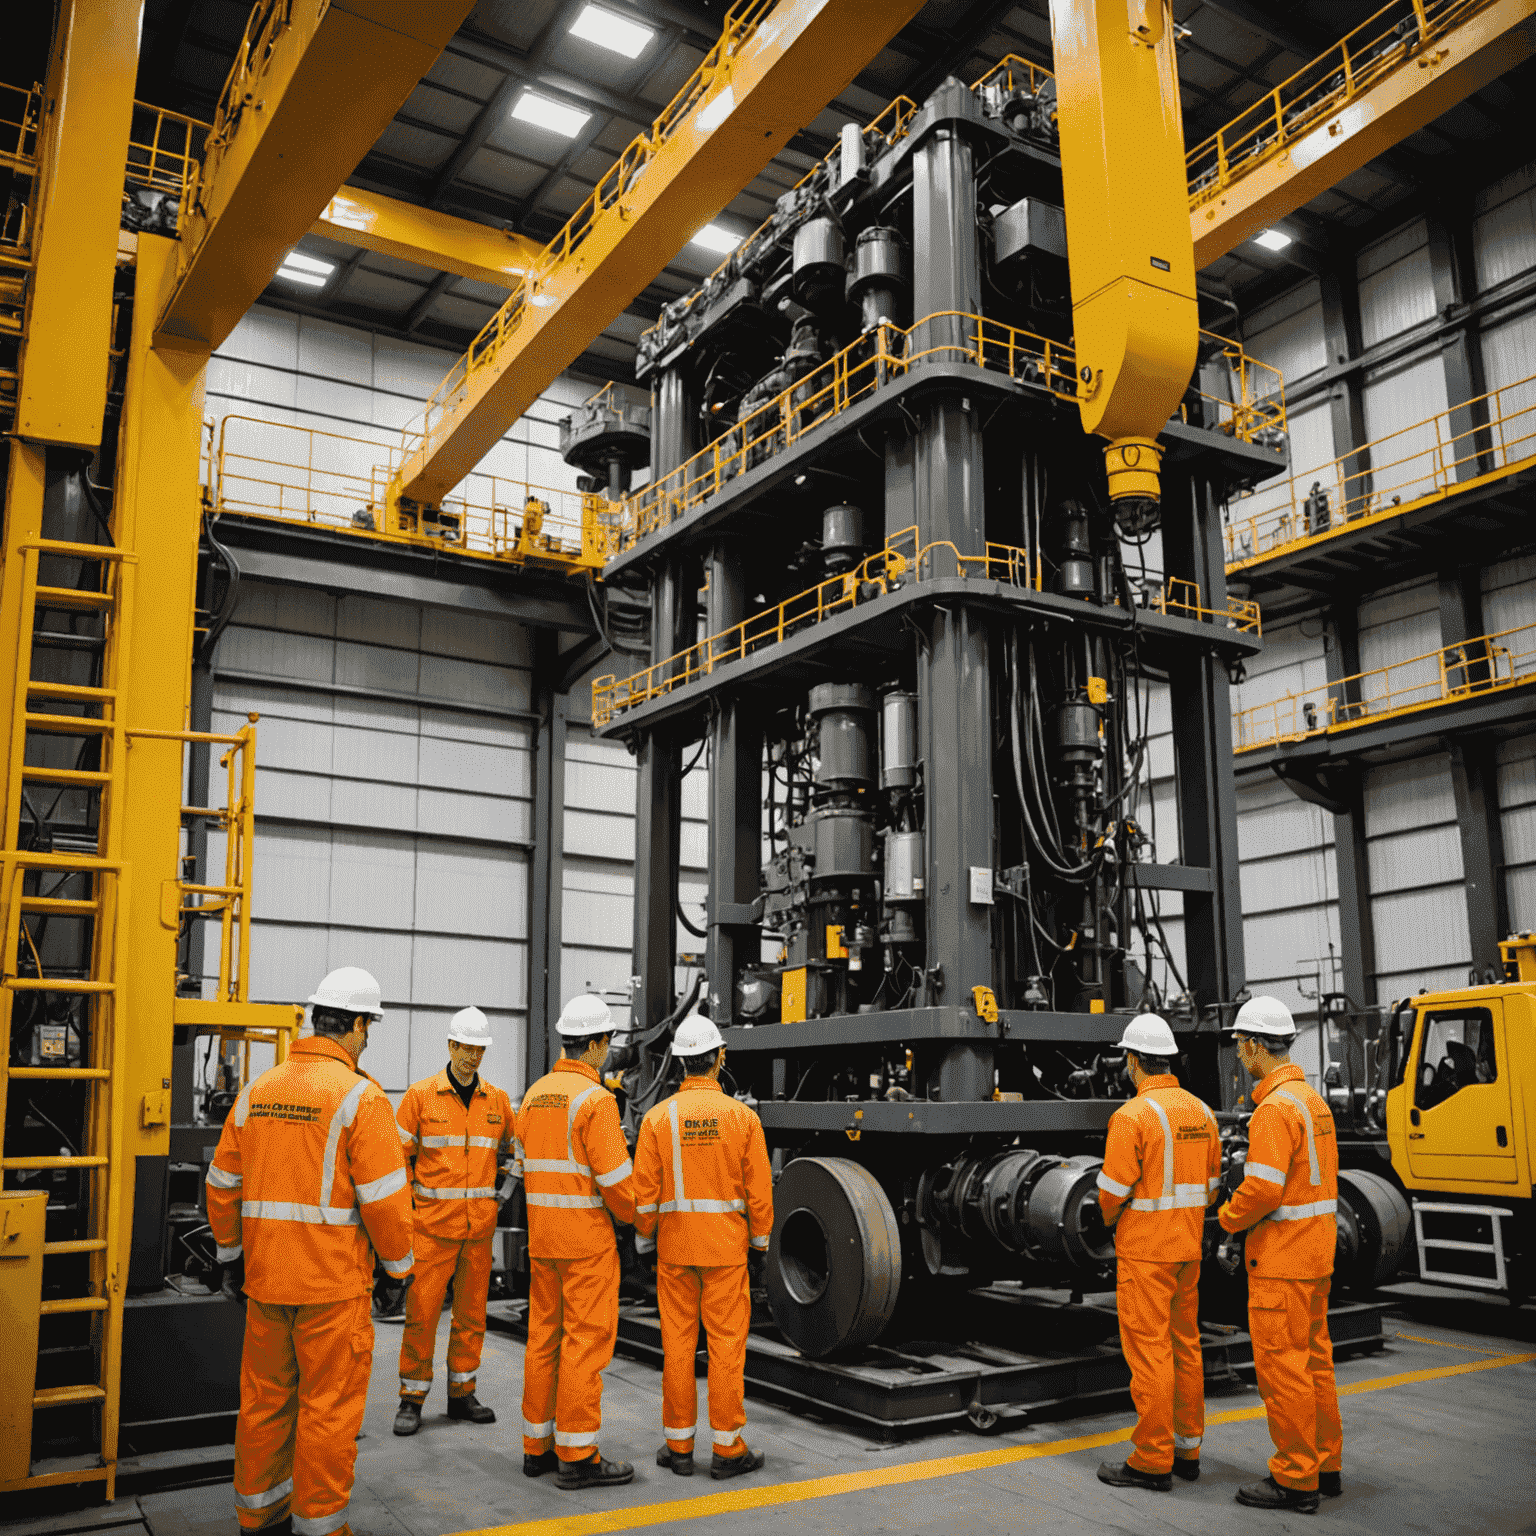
[
  {"left": 1051, "top": 0, "right": 1198, "bottom": 526},
  {"left": 112, "top": 233, "right": 209, "bottom": 1339},
  {"left": 18, "top": 0, "right": 142, "bottom": 447}
]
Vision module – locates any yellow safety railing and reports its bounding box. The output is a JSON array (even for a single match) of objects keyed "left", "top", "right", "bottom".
[
  {"left": 125, "top": 100, "right": 209, "bottom": 212},
  {"left": 1225, "top": 371, "right": 1536, "bottom": 568},
  {"left": 1233, "top": 618, "right": 1536, "bottom": 752},
  {"left": 594, "top": 530, "right": 1260, "bottom": 727},
  {"left": 211, "top": 414, "right": 621, "bottom": 574},
  {"left": 0, "top": 80, "right": 40, "bottom": 176},
  {"left": 1186, "top": 334, "right": 1288, "bottom": 441},
  {"left": 620, "top": 313, "right": 1079, "bottom": 549},
  {"left": 407, "top": 0, "right": 782, "bottom": 448},
  {"left": 1189, "top": 0, "right": 1491, "bottom": 207}
]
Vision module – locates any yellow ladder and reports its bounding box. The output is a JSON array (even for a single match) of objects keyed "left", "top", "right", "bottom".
[{"left": 0, "top": 534, "right": 136, "bottom": 1498}]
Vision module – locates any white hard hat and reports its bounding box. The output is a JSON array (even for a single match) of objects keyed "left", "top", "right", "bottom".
[
  {"left": 307, "top": 966, "right": 383, "bottom": 1019},
  {"left": 556, "top": 994, "right": 613, "bottom": 1037},
  {"left": 672, "top": 1012, "right": 724, "bottom": 1058},
  {"left": 1116, "top": 1012, "right": 1178, "bottom": 1056},
  {"left": 447, "top": 1006, "right": 493, "bottom": 1047},
  {"left": 1231, "top": 994, "right": 1296, "bottom": 1039}
]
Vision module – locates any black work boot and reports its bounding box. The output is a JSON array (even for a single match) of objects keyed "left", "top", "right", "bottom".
[
  {"left": 1319, "top": 1471, "right": 1342, "bottom": 1498},
  {"left": 446, "top": 1393, "right": 496, "bottom": 1424},
  {"left": 711, "top": 1446, "right": 766, "bottom": 1480},
  {"left": 556, "top": 1453, "right": 635, "bottom": 1490},
  {"left": 1097, "top": 1460, "right": 1172, "bottom": 1492},
  {"left": 1236, "top": 1476, "right": 1320, "bottom": 1514},
  {"left": 522, "top": 1450, "right": 558, "bottom": 1478},
  {"left": 1172, "top": 1457, "right": 1200, "bottom": 1482},
  {"left": 392, "top": 1400, "right": 422, "bottom": 1436},
  {"left": 656, "top": 1445, "right": 695, "bottom": 1476}
]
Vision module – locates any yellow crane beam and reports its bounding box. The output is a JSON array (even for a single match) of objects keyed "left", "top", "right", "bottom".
[
  {"left": 1189, "top": 0, "right": 1536, "bottom": 268},
  {"left": 388, "top": 0, "right": 927, "bottom": 514},
  {"left": 155, "top": 0, "right": 475, "bottom": 351},
  {"left": 314, "top": 188, "right": 540, "bottom": 291}
]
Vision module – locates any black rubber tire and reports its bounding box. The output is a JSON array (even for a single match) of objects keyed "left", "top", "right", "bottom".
[
  {"left": 1337, "top": 1167, "right": 1413, "bottom": 1289},
  {"left": 766, "top": 1157, "right": 902, "bottom": 1358}
]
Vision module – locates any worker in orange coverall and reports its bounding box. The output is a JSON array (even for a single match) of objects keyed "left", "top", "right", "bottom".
[
  {"left": 1219, "top": 994, "right": 1343, "bottom": 1515},
  {"left": 634, "top": 1013, "right": 775, "bottom": 1482},
  {"left": 1094, "top": 1012, "right": 1221, "bottom": 1494},
  {"left": 392, "top": 1006, "right": 516, "bottom": 1435},
  {"left": 207, "top": 967, "right": 413, "bottom": 1536},
  {"left": 514, "top": 994, "right": 636, "bottom": 1490}
]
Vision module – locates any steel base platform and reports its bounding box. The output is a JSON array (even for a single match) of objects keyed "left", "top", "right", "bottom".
[{"left": 487, "top": 1286, "right": 1390, "bottom": 1440}]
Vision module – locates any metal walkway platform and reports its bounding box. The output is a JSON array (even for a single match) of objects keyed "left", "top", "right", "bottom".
[{"left": 488, "top": 1288, "right": 1390, "bottom": 1440}]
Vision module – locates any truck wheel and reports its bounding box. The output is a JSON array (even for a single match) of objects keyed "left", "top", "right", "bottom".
[
  {"left": 766, "top": 1157, "right": 901, "bottom": 1358},
  {"left": 1337, "top": 1168, "right": 1413, "bottom": 1290}
]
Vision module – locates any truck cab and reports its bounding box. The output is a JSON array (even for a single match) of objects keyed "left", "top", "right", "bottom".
[{"left": 1381, "top": 934, "right": 1535, "bottom": 1297}]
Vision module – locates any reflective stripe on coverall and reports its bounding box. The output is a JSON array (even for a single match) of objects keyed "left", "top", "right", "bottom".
[
  {"left": 632, "top": 1075, "right": 774, "bottom": 1458},
  {"left": 514, "top": 1058, "right": 635, "bottom": 1460},
  {"left": 1219, "top": 1062, "right": 1343, "bottom": 1493},
  {"left": 207, "top": 1036, "right": 413, "bottom": 1534},
  {"left": 1096, "top": 1074, "right": 1221, "bottom": 1475},
  {"left": 395, "top": 1069, "right": 515, "bottom": 1400}
]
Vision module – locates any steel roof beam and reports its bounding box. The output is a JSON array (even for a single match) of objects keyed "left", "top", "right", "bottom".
[{"left": 154, "top": 0, "right": 477, "bottom": 350}]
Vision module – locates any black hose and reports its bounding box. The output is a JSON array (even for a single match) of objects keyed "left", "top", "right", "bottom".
[
  {"left": 199, "top": 516, "right": 242, "bottom": 661},
  {"left": 676, "top": 896, "right": 706, "bottom": 939}
]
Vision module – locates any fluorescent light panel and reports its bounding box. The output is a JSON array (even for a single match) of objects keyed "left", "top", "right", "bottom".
[
  {"left": 277, "top": 268, "right": 329, "bottom": 287},
  {"left": 512, "top": 91, "right": 591, "bottom": 138},
  {"left": 281, "top": 251, "right": 335, "bottom": 275},
  {"left": 1253, "top": 228, "right": 1293, "bottom": 252},
  {"left": 691, "top": 223, "right": 741, "bottom": 254},
  {"left": 569, "top": 4, "right": 654, "bottom": 58}
]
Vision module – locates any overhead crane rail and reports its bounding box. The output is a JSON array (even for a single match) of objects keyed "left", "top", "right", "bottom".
[
  {"left": 210, "top": 414, "right": 621, "bottom": 574},
  {"left": 592, "top": 529, "right": 1262, "bottom": 728},
  {"left": 618, "top": 314, "right": 1284, "bottom": 552},
  {"left": 1225, "top": 369, "right": 1536, "bottom": 570},
  {"left": 1233, "top": 616, "right": 1536, "bottom": 751}
]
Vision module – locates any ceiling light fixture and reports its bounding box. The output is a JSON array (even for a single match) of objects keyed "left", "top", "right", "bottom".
[
  {"left": 691, "top": 223, "right": 741, "bottom": 254},
  {"left": 512, "top": 90, "right": 591, "bottom": 139},
  {"left": 277, "top": 250, "right": 335, "bottom": 287},
  {"left": 569, "top": 4, "right": 654, "bottom": 58},
  {"left": 1253, "top": 228, "right": 1293, "bottom": 252}
]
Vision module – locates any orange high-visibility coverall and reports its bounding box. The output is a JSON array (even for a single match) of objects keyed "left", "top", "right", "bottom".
[
  {"left": 1219, "top": 1063, "right": 1342, "bottom": 1494},
  {"left": 207, "top": 1036, "right": 414, "bottom": 1536},
  {"left": 395, "top": 1069, "right": 516, "bottom": 1403},
  {"left": 633, "top": 1075, "right": 774, "bottom": 1460},
  {"left": 514, "top": 1057, "right": 635, "bottom": 1462},
  {"left": 1097, "top": 1074, "right": 1222, "bottom": 1475}
]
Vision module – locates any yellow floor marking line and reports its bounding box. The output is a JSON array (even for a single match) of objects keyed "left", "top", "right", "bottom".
[
  {"left": 458, "top": 1349, "right": 1536, "bottom": 1536},
  {"left": 1393, "top": 1331, "right": 1518, "bottom": 1357}
]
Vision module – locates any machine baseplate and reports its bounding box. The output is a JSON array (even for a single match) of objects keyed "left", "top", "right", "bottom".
[{"left": 488, "top": 1287, "right": 1389, "bottom": 1440}]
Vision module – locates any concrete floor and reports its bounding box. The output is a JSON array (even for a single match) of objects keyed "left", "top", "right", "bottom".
[{"left": 7, "top": 1292, "right": 1534, "bottom": 1536}]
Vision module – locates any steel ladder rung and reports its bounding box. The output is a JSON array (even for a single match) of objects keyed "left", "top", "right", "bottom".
[
  {"left": 20, "top": 765, "right": 111, "bottom": 787},
  {"left": 25, "top": 680, "right": 116, "bottom": 702},
  {"left": 43, "top": 1239, "right": 108, "bottom": 1256},
  {"left": 8, "top": 1066, "right": 112, "bottom": 1080},
  {"left": 1, "top": 1155, "right": 109, "bottom": 1170},
  {"left": 4, "top": 978, "right": 117, "bottom": 993},
  {"left": 25, "top": 713, "right": 113, "bottom": 736},
  {"left": 19, "top": 896, "right": 100, "bottom": 914},
  {"left": 32, "top": 1385, "right": 107, "bottom": 1409},
  {"left": 32, "top": 586, "right": 113, "bottom": 612}
]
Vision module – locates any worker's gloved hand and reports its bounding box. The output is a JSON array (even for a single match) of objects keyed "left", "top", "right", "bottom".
[
  {"left": 1216, "top": 1235, "right": 1244, "bottom": 1276},
  {"left": 747, "top": 1248, "right": 767, "bottom": 1288},
  {"left": 220, "top": 1255, "right": 247, "bottom": 1307}
]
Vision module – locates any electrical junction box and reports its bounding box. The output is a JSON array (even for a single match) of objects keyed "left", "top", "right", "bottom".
[
  {"left": 993, "top": 197, "right": 1068, "bottom": 267},
  {"left": 0, "top": 1190, "right": 47, "bottom": 1482}
]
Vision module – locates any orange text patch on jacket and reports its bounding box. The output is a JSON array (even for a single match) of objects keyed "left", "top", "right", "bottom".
[
  {"left": 206, "top": 1035, "right": 414, "bottom": 1305},
  {"left": 632, "top": 1076, "right": 774, "bottom": 1268},
  {"left": 397, "top": 1070, "right": 516, "bottom": 1242},
  {"left": 514, "top": 1058, "right": 635, "bottom": 1259},
  {"left": 1096, "top": 1075, "right": 1222, "bottom": 1261},
  {"left": 1219, "top": 1064, "right": 1339, "bottom": 1279}
]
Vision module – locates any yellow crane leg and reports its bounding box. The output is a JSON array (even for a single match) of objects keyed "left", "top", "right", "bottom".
[
  {"left": 315, "top": 188, "right": 541, "bottom": 292},
  {"left": 17, "top": 0, "right": 140, "bottom": 448},
  {"left": 388, "top": 0, "right": 928, "bottom": 515},
  {"left": 112, "top": 232, "right": 209, "bottom": 1319},
  {"left": 1191, "top": 0, "right": 1536, "bottom": 268},
  {"left": 155, "top": 0, "right": 476, "bottom": 350},
  {"left": 1052, "top": 0, "right": 1198, "bottom": 529}
]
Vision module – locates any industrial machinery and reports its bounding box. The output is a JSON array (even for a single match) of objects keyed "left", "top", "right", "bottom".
[{"left": 592, "top": 16, "right": 1294, "bottom": 1356}]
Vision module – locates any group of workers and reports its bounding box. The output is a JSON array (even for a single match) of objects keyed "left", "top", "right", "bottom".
[
  {"left": 205, "top": 968, "right": 1341, "bottom": 1535},
  {"left": 206, "top": 970, "right": 773, "bottom": 1536}
]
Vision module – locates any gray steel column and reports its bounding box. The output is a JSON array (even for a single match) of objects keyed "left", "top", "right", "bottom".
[
  {"left": 1426, "top": 201, "right": 1493, "bottom": 480},
  {"left": 1324, "top": 603, "right": 1376, "bottom": 1006},
  {"left": 631, "top": 365, "right": 698, "bottom": 1029},
  {"left": 1319, "top": 263, "right": 1371, "bottom": 510},
  {"left": 705, "top": 533, "right": 761, "bottom": 1024},
  {"left": 1163, "top": 473, "right": 1245, "bottom": 1010},
  {"left": 528, "top": 633, "right": 567, "bottom": 1088},
  {"left": 910, "top": 108, "right": 992, "bottom": 1098},
  {"left": 1438, "top": 566, "right": 1507, "bottom": 969}
]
